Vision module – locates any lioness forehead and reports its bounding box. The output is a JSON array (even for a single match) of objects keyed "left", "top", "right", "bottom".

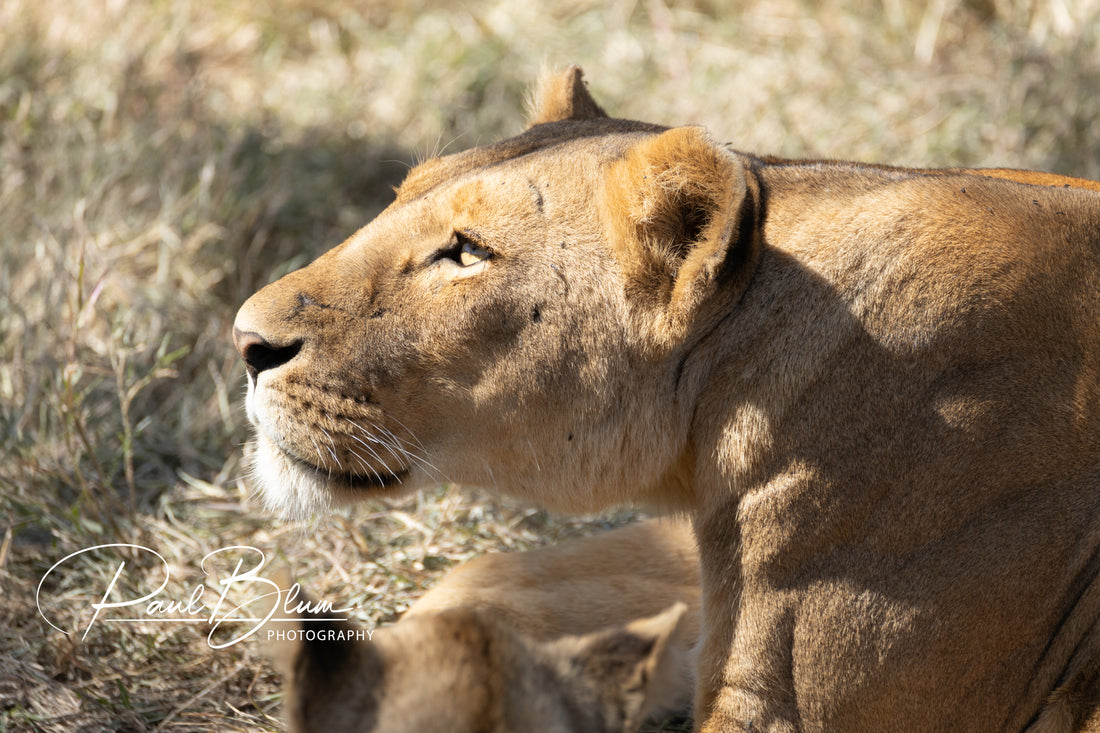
[{"left": 395, "top": 118, "right": 666, "bottom": 204}]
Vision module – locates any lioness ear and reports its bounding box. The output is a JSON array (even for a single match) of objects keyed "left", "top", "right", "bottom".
[
  {"left": 527, "top": 65, "right": 608, "bottom": 126},
  {"left": 603, "top": 126, "right": 754, "bottom": 347},
  {"left": 570, "top": 603, "right": 688, "bottom": 731}
]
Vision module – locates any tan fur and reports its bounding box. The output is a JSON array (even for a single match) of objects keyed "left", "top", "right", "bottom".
[
  {"left": 235, "top": 67, "right": 1100, "bottom": 731},
  {"left": 265, "top": 519, "right": 700, "bottom": 732}
]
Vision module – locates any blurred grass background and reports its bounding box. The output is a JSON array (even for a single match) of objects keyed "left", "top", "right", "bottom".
[{"left": 1, "top": 0, "right": 1098, "bottom": 730}]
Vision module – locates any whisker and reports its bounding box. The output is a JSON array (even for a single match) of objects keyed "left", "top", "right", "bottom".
[
  {"left": 382, "top": 439, "right": 444, "bottom": 481},
  {"left": 372, "top": 422, "right": 446, "bottom": 481},
  {"left": 526, "top": 439, "right": 542, "bottom": 472},
  {"left": 347, "top": 418, "right": 405, "bottom": 463},
  {"left": 380, "top": 431, "right": 448, "bottom": 483},
  {"left": 342, "top": 419, "right": 392, "bottom": 465},
  {"left": 372, "top": 425, "right": 417, "bottom": 467},
  {"left": 482, "top": 458, "right": 499, "bottom": 494},
  {"left": 319, "top": 427, "right": 343, "bottom": 471},
  {"left": 343, "top": 416, "right": 447, "bottom": 482},
  {"left": 380, "top": 414, "right": 428, "bottom": 452},
  {"left": 308, "top": 436, "right": 335, "bottom": 477},
  {"left": 345, "top": 444, "right": 386, "bottom": 485},
  {"left": 341, "top": 418, "right": 446, "bottom": 483},
  {"left": 344, "top": 445, "right": 372, "bottom": 475}
]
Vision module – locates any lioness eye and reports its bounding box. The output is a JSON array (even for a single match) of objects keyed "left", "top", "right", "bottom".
[
  {"left": 459, "top": 239, "right": 491, "bottom": 267},
  {"left": 433, "top": 231, "right": 492, "bottom": 269}
]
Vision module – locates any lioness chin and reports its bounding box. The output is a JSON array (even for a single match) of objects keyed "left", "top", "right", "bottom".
[{"left": 235, "top": 66, "right": 1100, "bottom": 732}]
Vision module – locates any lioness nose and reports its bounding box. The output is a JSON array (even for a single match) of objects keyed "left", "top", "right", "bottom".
[{"left": 233, "top": 327, "right": 302, "bottom": 379}]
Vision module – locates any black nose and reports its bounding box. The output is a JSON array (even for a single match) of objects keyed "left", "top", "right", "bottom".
[{"left": 233, "top": 327, "right": 302, "bottom": 379}]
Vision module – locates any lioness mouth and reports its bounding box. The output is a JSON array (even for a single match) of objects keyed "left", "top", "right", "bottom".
[
  {"left": 343, "top": 468, "right": 408, "bottom": 491},
  {"left": 286, "top": 450, "right": 407, "bottom": 492}
]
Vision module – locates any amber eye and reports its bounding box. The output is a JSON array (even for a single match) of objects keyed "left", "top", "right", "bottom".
[{"left": 436, "top": 231, "right": 492, "bottom": 267}]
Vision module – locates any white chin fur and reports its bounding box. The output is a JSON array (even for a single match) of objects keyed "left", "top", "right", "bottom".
[
  {"left": 250, "top": 433, "right": 337, "bottom": 518},
  {"left": 244, "top": 374, "right": 259, "bottom": 425}
]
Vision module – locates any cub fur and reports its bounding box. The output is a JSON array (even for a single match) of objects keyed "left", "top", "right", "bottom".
[
  {"left": 236, "top": 67, "right": 1100, "bottom": 731},
  {"left": 266, "top": 519, "right": 700, "bottom": 732}
]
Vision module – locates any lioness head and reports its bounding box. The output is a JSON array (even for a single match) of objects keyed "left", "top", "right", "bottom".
[
  {"left": 234, "top": 66, "right": 758, "bottom": 515},
  {"left": 269, "top": 601, "right": 687, "bottom": 733}
]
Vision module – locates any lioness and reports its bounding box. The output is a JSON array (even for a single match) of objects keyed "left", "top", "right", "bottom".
[
  {"left": 266, "top": 519, "right": 699, "bottom": 732},
  {"left": 234, "top": 67, "right": 1100, "bottom": 731}
]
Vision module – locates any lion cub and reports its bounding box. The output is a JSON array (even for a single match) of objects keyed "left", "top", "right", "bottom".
[{"left": 266, "top": 518, "right": 699, "bottom": 733}]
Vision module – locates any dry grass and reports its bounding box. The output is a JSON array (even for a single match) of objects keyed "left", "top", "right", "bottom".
[{"left": 2, "top": 0, "right": 1098, "bottom": 730}]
